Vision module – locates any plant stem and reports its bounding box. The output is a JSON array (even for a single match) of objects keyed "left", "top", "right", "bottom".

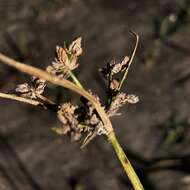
[
  {"left": 69, "top": 71, "right": 84, "bottom": 89},
  {"left": 0, "top": 92, "right": 42, "bottom": 106},
  {"left": 108, "top": 132, "right": 144, "bottom": 190}
]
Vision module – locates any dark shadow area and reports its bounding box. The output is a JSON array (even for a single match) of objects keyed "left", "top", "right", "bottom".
[{"left": 0, "top": 134, "right": 42, "bottom": 190}]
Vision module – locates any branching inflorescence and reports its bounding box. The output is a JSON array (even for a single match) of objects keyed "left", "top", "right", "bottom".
[{"left": 0, "top": 32, "right": 144, "bottom": 190}]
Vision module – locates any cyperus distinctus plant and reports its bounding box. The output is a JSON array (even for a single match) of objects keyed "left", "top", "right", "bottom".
[{"left": 0, "top": 32, "right": 144, "bottom": 190}]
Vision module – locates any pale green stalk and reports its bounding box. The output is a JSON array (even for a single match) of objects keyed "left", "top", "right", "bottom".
[
  {"left": 108, "top": 132, "right": 144, "bottom": 190},
  {"left": 69, "top": 71, "right": 84, "bottom": 89}
]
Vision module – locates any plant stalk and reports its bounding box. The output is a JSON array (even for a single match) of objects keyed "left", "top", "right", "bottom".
[
  {"left": 108, "top": 132, "right": 144, "bottom": 190},
  {"left": 0, "top": 92, "right": 42, "bottom": 106},
  {"left": 69, "top": 71, "right": 84, "bottom": 89}
]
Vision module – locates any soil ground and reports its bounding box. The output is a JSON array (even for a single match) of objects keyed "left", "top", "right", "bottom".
[{"left": 0, "top": 0, "right": 190, "bottom": 189}]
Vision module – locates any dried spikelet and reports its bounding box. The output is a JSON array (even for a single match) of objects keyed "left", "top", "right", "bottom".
[
  {"left": 56, "top": 46, "right": 69, "bottom": 65},
  {"left": 125, "top": 94, "right": 139, "bottom": 104},
  {"left": 107, "top": 92, "right": 139, "bottom": 117},
  {"left": 110, "top": 79, "right": 120, "bottom": 90},
  {"left": 16, "top": 83, "right": 30, "bottom": 94},
  {"left": 55, "top": 100, "right": 105, "bottom": 144},
  {"left": 69, "top": 37, "right": 82, "bottom": 56},
  {"left": 16, "top": 77, "right": 46, "bottom": 99},
  {"left": 32, "top": 77, "right": 46, "bottom": 95},
  {"left": 46, "top": 46, "right": 76, "bottom": 78},
  {"left": 100, "top": 56, "right": 129, "bottom": 79},
  {"left": 110, "top": 60, "right": 122, "bottom": 74},
  {"left": 46, "top": 37, "right": 82, "bottom": 79},
  {"left": 57, "top": 102, "right": 81, "bottom": 141},
  {"left": 57, "top": 103, "right": 78, "bottom": 127}
]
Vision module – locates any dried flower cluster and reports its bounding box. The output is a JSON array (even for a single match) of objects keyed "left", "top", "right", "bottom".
[
  {"left": 13, "top": 36, "right": 138, "bottom": 147},
  {"left": 16, "top": 77, "right": 46, "bottom": 99},
  {"left": 107, "top": 93, "right": 139, "bottom": 117},
  {"left": 100, "top": 54, "right": 139, "bottom": 118},
  {"left": 53, "top": 90, "right": 106, "bottom": 146},
  {"left": 100, "top": 56, "right": 129, "bottom": 82},
  {"left": 56, "top": 103, "right": 80, "bottom": 141},
  {"left": 46, "top": 37, "right": 82, "bottom": 79}
]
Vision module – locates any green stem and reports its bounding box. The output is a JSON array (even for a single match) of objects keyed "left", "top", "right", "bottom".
[
  {"left": 108, "top": 132, "right": 144, "bottom": 190},
  {"left": 69, "top": 71, "right": 84, "bottom": 89}
]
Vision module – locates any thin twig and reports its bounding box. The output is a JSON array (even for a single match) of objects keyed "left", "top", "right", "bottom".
[
  {"left": 118, "top": 31, "right": 139, "bottom": 90},
  {"left": 0, "top": 92, "right": 42, "bottom": 106},
  {"left": 37, "top": 94, "right": 56, "bottom": 105},
  {"left": 0, "top": 52, "right": 113, "bottom": 134}
]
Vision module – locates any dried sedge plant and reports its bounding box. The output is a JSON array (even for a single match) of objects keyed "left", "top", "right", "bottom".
[{"left": 0, "top": 32, "right": 144, "bottom": 190}]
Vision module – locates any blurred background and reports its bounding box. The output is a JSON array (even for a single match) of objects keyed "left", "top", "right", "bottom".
[{"left": 0, "top": 0, "right": 190, "bottom": 189}]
